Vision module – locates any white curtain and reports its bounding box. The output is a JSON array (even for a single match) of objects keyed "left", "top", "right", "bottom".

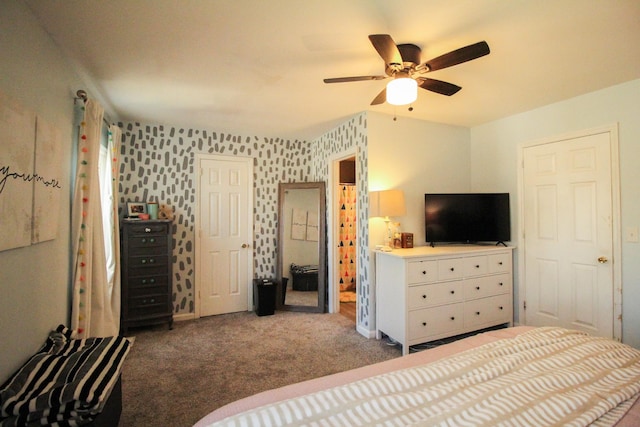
[{"left": 71, "top": 100, "right": 121, "bottom": 338}]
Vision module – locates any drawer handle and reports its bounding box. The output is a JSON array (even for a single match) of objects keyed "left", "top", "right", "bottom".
[
  {"left": 149, "top": 258, "right": 155, "bottom": 263},
  {"left": 450, "top": 267, "right": 455, "bottom": 272},
  {"left": 499, "top": 282, "right": 504, "bottom": 286},
  {"left": 476, "top": 286, "right": 480, "bottom": 290},
  {"left": 150, "top": 298, "right": 155, "bottom": 303},
  {"left": 422, "top": 271, "right": 427, "bottom": 275},
  {"left": 422, "top": 295, "right": 427, "bottom": 299},
  {"left": 141, "top": 238, "right": 146, "bottom": 243},
  {"left": 450, "top": 290, "right": 455, "bottom": 294},
  {"left": 499, "top": 261, "right": 503, "bottom": 265},
  {"left": 141, "top": 259, "right": 146, "bottom": 264},
  {"left": 475, "top": 264, "right": 480, "bottom": 268},
  {"left": 150, "top": 238, "right": 156, "bottom": 243},
  {"left": 450, "top": 316, "right": 455, "bottom": 321},
  {"left": 476, "top": 311, "right": 481, "bottom": 316},
  {"left": 150, "top": 278, "right": 155, "bottom": 284},
  {"left": 499, "top": 306, "right": 504, "bottom": 310},
  {"left": 422, "top": 322, "right": 427, "bottom": 326},
  {"left": 142, "top": 279, "right": 147, "bottom": 284}
]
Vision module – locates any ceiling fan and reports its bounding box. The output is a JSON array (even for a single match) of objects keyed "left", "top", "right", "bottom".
[{"left": 323, "top": 34, "right": 490, "bottom": 106}]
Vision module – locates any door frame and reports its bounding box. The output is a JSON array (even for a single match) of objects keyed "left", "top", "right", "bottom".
[
  {"left": 516, "top": 123, "right": 622, "bottom": 341},
  {"left": 328, "top": 149, "right": 357, "bottom": 315},
  {"left": 194, "top": 153, "right": 254, "bottom": 319}
]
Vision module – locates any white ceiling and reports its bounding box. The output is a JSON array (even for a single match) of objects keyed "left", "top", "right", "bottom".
[{"left": 24, "top": 0, "right": 640, "bottom": 141}]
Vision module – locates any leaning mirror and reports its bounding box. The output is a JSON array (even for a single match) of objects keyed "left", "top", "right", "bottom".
[{"left": 277, "top": 182, "right": 326, "bottom": 312}]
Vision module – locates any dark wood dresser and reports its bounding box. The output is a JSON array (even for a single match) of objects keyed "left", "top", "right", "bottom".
[{"left": 120, "top": 219, "right": 173, "bottom": 334}]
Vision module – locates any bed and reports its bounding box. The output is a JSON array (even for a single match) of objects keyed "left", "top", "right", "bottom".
[{"left": 194, "top": 326, "right": 640, "bottom": 427}]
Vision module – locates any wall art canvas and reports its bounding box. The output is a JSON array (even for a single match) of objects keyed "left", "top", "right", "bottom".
[
  {"left": 32, "top": 116, "right": 62, "bottom": 243},
  {"left": 291, "top": 208, "right": 306, "bottom": 240},
  {"left": 306, "top": 211, "right": 319, "bottom": 242},
  {"left": 0, "top": 92, "right": 36, "bottom": 252},
  {"left": 0, "top": 91, "right": 63, "bottom": 251}
]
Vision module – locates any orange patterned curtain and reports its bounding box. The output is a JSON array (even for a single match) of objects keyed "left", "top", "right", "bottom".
[{"left": 338, "top": 185, "right": 357, "bottom": 292}]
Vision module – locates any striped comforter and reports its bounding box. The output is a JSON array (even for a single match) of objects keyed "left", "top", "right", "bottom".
[
  {"left": 0, "top": 326, "right": 130, "bottom": 427},
  {"left": 209, "top": 327, "right": 640, "bottom": 426}
]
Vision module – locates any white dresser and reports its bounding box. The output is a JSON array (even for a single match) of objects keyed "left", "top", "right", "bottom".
[{"left": 376, "top": 245, "right": 514, "bottom": 355}]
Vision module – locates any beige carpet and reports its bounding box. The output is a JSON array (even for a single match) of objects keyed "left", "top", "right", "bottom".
[{"left": 119, "top": 310, "right": 401, "bottom": 426}]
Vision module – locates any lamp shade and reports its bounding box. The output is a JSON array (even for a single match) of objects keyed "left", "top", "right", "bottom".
[
  {"left": 369, "top": 189, "right": 406, "bottom": 218},
  {"left": 386, "top": 77, "right": 417, "bottom": 106}
]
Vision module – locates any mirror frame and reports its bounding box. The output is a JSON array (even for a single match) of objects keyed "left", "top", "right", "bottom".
[{"left": 276, "top": 182, "right": 326, "bottom": 312}]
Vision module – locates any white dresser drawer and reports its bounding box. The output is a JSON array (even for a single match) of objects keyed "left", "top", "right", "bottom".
[
  {"left": 408, "top": 259, "right": 438, "bottom": 284},
  {"left": 463, "top": 255, "right": 488, "bottom": 277},
  {"left": 409, "top": 303, "right": 464, "bottom": 341},
  {"left": 437, "top": 258, "right": 463, "bottom": 281},
  {"left": 408, "top": 282, "right": 463, "bottom": 309},
  {"left": 463, "top": 294, "right": 512, "bottom": 328},
  {"left": 463, "top": 273, "right": 512, "bottom": 300},
  {"left": 489, "top": 252, "right": 511, "bottom": 273}
]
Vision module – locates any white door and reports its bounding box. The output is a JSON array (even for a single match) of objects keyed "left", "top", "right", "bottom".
[
  {"left": 196, "top": 155, "right": 253, "bottom": 317},
  {"left": 522, "top": 131, "right": 615, "bottom": 338}
]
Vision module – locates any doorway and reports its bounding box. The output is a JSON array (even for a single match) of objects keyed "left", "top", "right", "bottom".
[
  {"left": 519, "top": 125, "right": 621, "bottom": 340},
  {"left": 195, "top": 154, "right": 254, "bottom": 318},
  {"left": 336, "top": 157, "right": 357, "bottom": 322}
]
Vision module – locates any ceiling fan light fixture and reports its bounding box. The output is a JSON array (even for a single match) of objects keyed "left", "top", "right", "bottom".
[{"left": 386, "top": 76, "right": 417, "bottom": 105}]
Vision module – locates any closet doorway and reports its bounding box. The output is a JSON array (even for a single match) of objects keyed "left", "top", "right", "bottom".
[{"left": 335, "top": 156, "right": 357, "bottom": 323}]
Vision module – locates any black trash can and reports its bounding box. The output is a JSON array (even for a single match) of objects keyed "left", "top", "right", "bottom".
[{"left": 253, "top": 279, "right": 277, "bottom": 316}]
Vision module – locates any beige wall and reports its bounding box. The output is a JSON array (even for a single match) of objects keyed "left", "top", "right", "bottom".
[
  {"left": 367, "top": 111, "right": 471, "bottom": 249},
  {"left": 0, "top": 2, "right": 86, "bottom": 379}
]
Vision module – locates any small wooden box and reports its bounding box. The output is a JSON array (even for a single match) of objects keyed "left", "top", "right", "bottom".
[{"left": 401, "top": 233, "right": 414, "bottom": 248}]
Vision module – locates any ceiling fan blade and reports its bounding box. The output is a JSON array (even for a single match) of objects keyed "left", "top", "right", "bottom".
[
  {"left": 324, "top": 75, "right": 387, "bottom": 84},
  {"left": 368, "top": 34, "right": 403, "bottom": 67},
  {"left": 370, "top": 88, "right": 387, "bottom": 105},
  {"left": 417, "top": 78, "right": 462, "bottom": 96},
  {"left": 420, "top": 41, "right": 490, "bottom": 72}
]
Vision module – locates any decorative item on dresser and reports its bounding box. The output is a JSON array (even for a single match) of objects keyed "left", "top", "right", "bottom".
[
  {"left": 376, "top": 245, "right": 514, "bottom": 355},
  {"left": 120, "top": 219, "right": 173, "bottom": 334}
]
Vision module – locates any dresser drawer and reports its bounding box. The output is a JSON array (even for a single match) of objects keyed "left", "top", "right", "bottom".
[
  {"left": 408, "top": 282, "right": 463, "bottom": 309},
  {"left": 463, "top": 294, "right": 512, "bottom": 328},
  {"left": 129, "top": 283, "right": 169, "bottom": 298},
  {"left": 128, "top": 234, "right": 167, "bottom": 249},
  {"left": 408, "top": 260, "right": 438, "bottom": 284},
  {"left": 489, "top": 252, "right": 511, "bottom": 273},
  {"left": 127, "top": 223, "right": 170, "bottom": 235},
  {"left": 128, "top": 263, "right": 169, "bottom": 278},
  {"left": 463, "top": 255, "right": 488, "bottom": 277},
  {"left": 128, "top": 293, "right": 169, "bottom": 315},
  {"left": 409, "top": 303, "right": 464, "bottom": 341},
  {"left": 128, "top": 241, "right": 168, "bottom": 256},
  {"left": 463, "top": 273, "right": 511, "bottom": 300},
  {"left": 437, "top": 258, "right": 463, "bottom": 281},
  {"left": 127, "top": 275, "right": 169, "bottom": 288},
  {"left": 128, "top": 255, "right": 169, "bottom": 269}
]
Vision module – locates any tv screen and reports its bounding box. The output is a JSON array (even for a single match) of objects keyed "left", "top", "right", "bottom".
[{"left": 425, "top": 193, "right": 510, "bottom": 245}]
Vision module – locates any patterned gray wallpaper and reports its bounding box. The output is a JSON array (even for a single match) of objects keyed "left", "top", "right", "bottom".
[
  {"left": 311, "top": 113, "right": 373, "bottom": 329},
  {"left": 118, "top": 113, "right": 373, "bottom": 330},
  {"left": 118, "top": 123, "right": 311, "bottom": 313}
]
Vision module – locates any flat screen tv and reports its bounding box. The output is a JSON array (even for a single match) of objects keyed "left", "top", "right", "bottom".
[{"left": 425, "top": 193, "right": 510, "bottom": 246}]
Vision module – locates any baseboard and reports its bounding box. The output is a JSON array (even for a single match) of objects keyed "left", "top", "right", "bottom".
[
  {"left": 173, "top": 312, "right": 195, "bottom": 322},
  {"left": 357, "top": 323, "right": 376, "bottom": 339}
]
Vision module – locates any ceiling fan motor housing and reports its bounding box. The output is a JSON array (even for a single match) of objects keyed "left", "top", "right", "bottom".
[{"left": 386, "top": 43, "right": 422, "bottom": 76}]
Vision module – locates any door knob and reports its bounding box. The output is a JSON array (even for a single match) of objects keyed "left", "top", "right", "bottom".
[
  {"left": 598, "top": 256, "right": 608, "bottom": 264},
  {"left": 241, "top": 243, "right": 249, "bottom": 248}
]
